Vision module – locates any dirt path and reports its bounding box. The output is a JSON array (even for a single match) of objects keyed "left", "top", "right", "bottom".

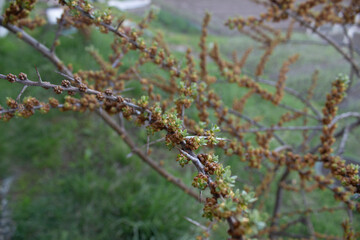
[{"left": 153, "top": 0, "right": 290, "bottom": 32}]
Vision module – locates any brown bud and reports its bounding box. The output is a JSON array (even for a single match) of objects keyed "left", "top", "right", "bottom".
[
  {"left": 18, "top": 72, "right": 27, "bottom": 81},
  {"left": 61, "top": 80, "right": 71, "bottom": 88},
  {"left": 78, "top": 84, "right": 87, "bottom": 92},
  {"left": 54, "top": 86, "right": 63, "bottom": 94},
  {"left": 104, "top": 89, "right": 113, "bottom": 96},
  {"left": 96, "top": 93, "right": 105, "bottom": 101},
  {"left": 6, "top": 73, "right": 16, "bottom": 83}
]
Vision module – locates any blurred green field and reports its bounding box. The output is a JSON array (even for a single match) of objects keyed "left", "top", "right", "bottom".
[{"left": 1, "top": 4, "right": 360, "bottom": 240}]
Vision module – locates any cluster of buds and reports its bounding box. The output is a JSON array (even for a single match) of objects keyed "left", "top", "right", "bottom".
[
  {"left": 19, "top": 97, "right": 44, "bottom": 118},
  {"left": 18, "top": 72, "right": 27, "bottom": 81},
  {"left": 6, "top": 97, "right": 18, "bottom": 109},
  {"left": 273, "top": 54, "right": 299, "bottom": 104},
  {"left": 192, "top": 173, "right": 208, "bottom": 190},
  {"left": 17, "top": 17, "right": 46, "bottom": 30},
  {"left": 198, "top": 153, "right": 220, "bottom": 176},
  {"left": 199, "top": 13, "right": 211, "bottom": 82},
  {"left": 317, "top": 76, "right": 360, "bottom": 193},
  {"left": 4, "top": 0, "right": 36, "bottom": 24}
]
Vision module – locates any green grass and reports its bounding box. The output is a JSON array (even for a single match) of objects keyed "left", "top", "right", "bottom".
[
  {"left": 1, "top": 4, "right": 360, "bottom": 240},
  {"left": 11, "top": 119, "right": 202, "bottom": 240}
]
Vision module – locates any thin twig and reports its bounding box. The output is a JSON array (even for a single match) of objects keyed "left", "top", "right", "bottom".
[
  {"left": 227, "top": 107, "right": 286, "bottom": 145},
  {"left": 270, "top": 168, "right": 290, "bottom": 239},
  {"left": 342, "top": 25, "right": 356, "bottom": 90},
  {"left": 286, "top": 40, "right": 360, "bottom": 56},
  {"left": 126, "top": 137, "right": 165, "bottom": 158},
  {"left": 330, "top": 112, "right": 360, "bottom": 127},
  {"left": 300, "top": 185, "right": 316, "bottom": 239},
  {"left": 97, "top": 110, "right": 203, "bottom": 202},
  {"left": 0, "top": 16, "right": 72, "bottom": 76},
  {"left": 255, "top": 76, "right": 322, "bottom": 120},
  {"left": 286, "top": 9, "right": 359, "bottom": 76},
  {"left": 35, "top": 66, "right": 43, "bottom": 83},
  {"left": 146, "top": 135, "right": 150, "bottom": 155},
  {"left": 179, "top": 149, "right": 206, "bottom": 174},
  {"left": 50, "top": 17, "right": 65, "bottom": 53},
  {"left": 0, "top": 74, "right": 144, "bottom": 111},
  {"left": 184, "top": 217, "right": 208, "bottom": 231},
  {"left": 337, "top": 124, "right": 350, "bottom": 156},
  {"left": 118, "top": 112, "right": 124, "bottom": 128},
  {"left": 237, "top": 125, "right": 322, "bottom": 133},
  {"left": 310, "top": 119, "right": 360, "bottom": 154},
  {"left": 15, "top": 85, "right": 28, "bottom": 102}
]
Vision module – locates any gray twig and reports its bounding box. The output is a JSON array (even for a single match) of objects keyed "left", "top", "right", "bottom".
[{"left": 16, "top": 85, "right": 28, "bottom": 102}]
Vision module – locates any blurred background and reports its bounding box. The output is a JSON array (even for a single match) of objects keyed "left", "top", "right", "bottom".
[{"left": 0, "top": 0, "right": 360, "bottom": 239}]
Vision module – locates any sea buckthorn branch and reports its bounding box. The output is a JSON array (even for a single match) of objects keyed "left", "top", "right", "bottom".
[
  {"left": 126, "top": 136, "right": 228, "bottom": 159},
  {"left": 341, "top": 24, "right": 356, "bottom": 89},
  {"left": 210, "top": 96, "right": 321, "bottom": 159},
  {"left": 243, "top": 71, "right": 323, "bottom": 120},
  {"left": 300, "top": 69, "right": 319, "bottom": 152},
  {"left": 265, "top": 216, "right": 307, "bottom": 239},
  {"left": 106, "top": 13, "right": 318, "bottom": 142},
  {"left": 286, "top": 39, "right": 360, "bottom": 56},
  {"left": 244, "top": 0, "right": 360, "bottom": 77},
  {"left": 15, "top": 85, "right": 28, "bottom": 102},
  {"left": 269, "top": 167, "right": 290, "bottom": 239},
  {"left": 207, "top": 87, "right": 322, "bottom": 157},
  {"left": 208, "top": 95, "right": 324, "bottom": 173},
  {"left": 0, "top": 73, "right": 144, "bottom": 112},
  {"left": 2, "top": 0, "right": 360, "bottom": 238},
  {"left": 95, "top": 109, "right": 203, "bottom": 202},
  {"left": 225, "top": 15, "right": 284, "bottom": 47},
  {"left": 299, "top": 182, "right": 316, "bottom": 238},
  {"left": 264, "top": 204, "right": 349, "bottom": 238},
  {"left": 66, "top": 3, "right": 182, "bottom": 76},
  {"left": 233, "top": 125, "right": 322, "bottom": 133},
  {"left": 199, "top": 12, "right": 211, "bottom": 82},
  {"left": 255, "top": 40, "right": 279, "bottom": 77},
  {"left": 210, "top": 46, "right": 319, "bottom": 121},
  {"left": 208, "top": 79, "right": 359, "bottom": 237},
  {"left": 0, "top": 101, "right": 61, "bottom": 117},
  {"left": 337, "top": 124, "right": 351, "bottom": 157},
  {"left": 275, "top": 205, "right": 346, "bottom": 219},
  {"left": 0, "top": 75, "right": 259, "bottom": 238},
  {"left": 318, "top": 76, "right": 360, "bottom": 194},
  {"left": 0, "top": 72, "right": 203, "bottom": 202},
  {"left": 254, "top": 166, "right": 279, "bottom": 209},
  {"left": 50, "top": 12, "right": 66, "bottom": 53},
  {"left": 185, "top": 216, "right": 216, "bottom": 239},
  {"left": 210, "top": 99, "right": 285, "bottom": 146},
  {"left": 329, "top": 112, "right": 360, "bottom": 128},
  {"left": 0, "top": 15, "right": 71, "bottom": 75},
  {"left": 217, "top": 76, "right": 322, "bottom": 124},
  {"left": 226, "top": 107, "right": 286, "bottom": 145},
  {"left": 232, "top": 89, "right": 255, "bottom": 114},
  {"left": 0, "top": 5, "right": 210, "bottom": 209},
  {"left": 16, "top": 16, "right": 46, "bottom": 30},
  {"left": 3, "top": 0, "right": 37, "bottom": 24},
  {"left": 309, "top": 118, "right": 360, "bottom": 155},
  {"left": 273, "top": 54, "right": 299, "bottom": 104},
  {"left": 210, "top": 61, "right": 321, "bottom": 120},
  {"left": 237, "top": 48, "right": 253, "bottom": 72},
  {"left": 285, "top": 7, "right": 360, "bottom": 77},
  {"left": 209, "top": 97, "right": 321, "bottom": 172}
]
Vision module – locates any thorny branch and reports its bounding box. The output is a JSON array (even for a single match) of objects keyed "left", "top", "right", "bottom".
[{"left": 1, "top": 0, "right": 360, "bottom": 239}]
